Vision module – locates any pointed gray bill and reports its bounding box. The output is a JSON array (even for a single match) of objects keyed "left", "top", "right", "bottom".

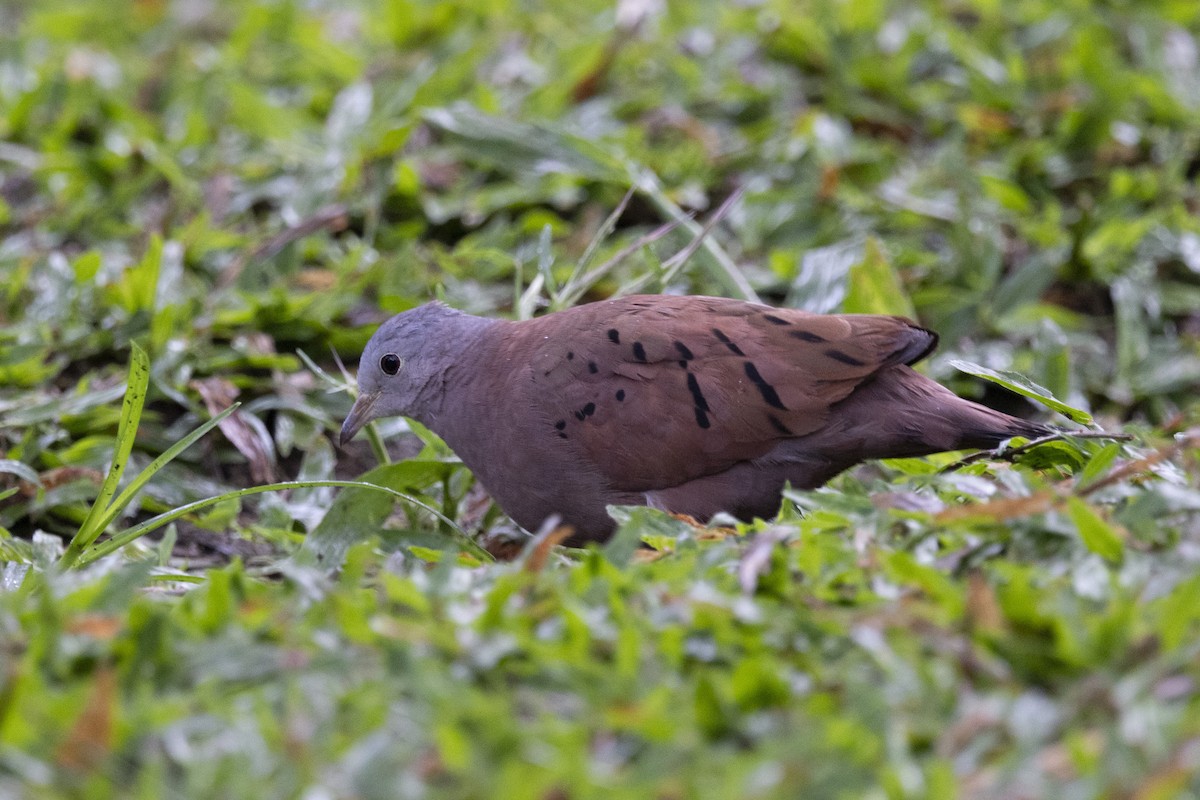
[{"left": 339, "top": 391, "right": 380, "bottom": 446}]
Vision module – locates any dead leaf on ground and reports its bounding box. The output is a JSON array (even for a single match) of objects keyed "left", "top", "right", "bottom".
[
  {"left": 65, "top": 614, "right": 122, "bottom": 640},
  {"left": 523, "top": 523, "right": 573, "bottom": 573},
  {"left": 936, "top": 492, "right": 1056, "bottom": 524},
  {"left": 191, "top": 377, "right": 277, "bottom": 483},
  {"left": 56, "top": 665, "right": 117, "bottom": 773}
]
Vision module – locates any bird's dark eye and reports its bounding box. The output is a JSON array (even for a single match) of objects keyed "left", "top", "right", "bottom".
[{"left": 380, "top": 353, "right": 402, "bottom": 375}]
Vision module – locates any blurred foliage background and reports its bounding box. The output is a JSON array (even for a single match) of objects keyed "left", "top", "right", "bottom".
[{"left": 2, "top": 0, "right": 1200, "bottom": 797}]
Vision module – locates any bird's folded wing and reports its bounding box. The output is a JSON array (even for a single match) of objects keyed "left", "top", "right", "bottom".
[{"left": 525, "top": 295, "right": 937, "bottom": 492}]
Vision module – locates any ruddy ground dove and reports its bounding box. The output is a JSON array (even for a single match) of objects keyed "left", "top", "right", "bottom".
[{"left": 341, "top": 295, "right": 1047, "bottom": 544}]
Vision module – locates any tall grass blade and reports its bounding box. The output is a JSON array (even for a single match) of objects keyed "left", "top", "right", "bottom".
[{"left": 61, "top": 344, "right": 150, "bottom": 568}]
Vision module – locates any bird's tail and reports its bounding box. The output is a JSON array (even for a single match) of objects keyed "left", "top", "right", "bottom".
[{"left": 819, "top": 366, "right": 1050, "bottom": 460}]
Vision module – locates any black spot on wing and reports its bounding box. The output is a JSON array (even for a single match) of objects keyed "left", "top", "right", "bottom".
[
  {"left": 686, "top": 373, "right": 710, "bottom": 412},
  {"left": 711, "top": 328, "right": 745, "bottom": 356},
  {"left": 824, "top": 349, "right": 865, "bottom": 367},
  {"left": 789, "top": 330, "right": 826, "bottom": 343},
  {"left": 768, "top": 414, "right": 793, "bottom": 436},
  {"left": 615, "top": 389, "right": 625, "bottom": 401},
  {"left": 632, "top": 342, "right": 647, "bottom": 362},
  {"left": 567, "top": 351, "right": 574, "bottom": 360},
  {"left": 674, "top": 341, "right": 694, "bottom": 361},
  {"left": 763, "top": 314, "right": 790, "bottom": 325},
  {"left": 686, "top": 373, "right": 711, "bottom": 429},
  {"left": 574, "top": 402, "right": 597, "bottom": 421},
  {"left": 555, "top": 420, "right": 566, "bottom": 431},
  {"left": 588, "top": 361, "right": 598, "bottom": 374},
  {"left": 744, "top": 362, "right": 786, "bottom": 410},
  {"left": 607, "top": 329, "right": 620, "bottom": 344}
]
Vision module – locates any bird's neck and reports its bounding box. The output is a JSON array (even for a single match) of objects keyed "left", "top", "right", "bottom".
[{"left": 411, "top": 313, "right": 505, "bottom": 433}]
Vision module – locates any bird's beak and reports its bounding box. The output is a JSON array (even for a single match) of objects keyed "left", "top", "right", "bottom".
[{"left": 340, "top": 391, "right": 380, "bottom": 447}]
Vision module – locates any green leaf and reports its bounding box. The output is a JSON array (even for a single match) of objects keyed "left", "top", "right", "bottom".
[
  {"left": 604, "top": 506, "right": 699, "bottom": 565},
  {"left": 1075, "top": 442, "right": 1122, "bottom": 488},
  {"left": 693, "top": 674, "right": 731, "bottom": 739},
  {"left": 885, "top": 551, "right": 964, "bottom": 621},
  {"left": 949, "top": 360, "right": 1093, "bottom": 423},
  {"left": 111, "top": 236, "right": 163, "bottom": 314},
  {"left": 844, "top": 236, "right": 915, "bottom": 318},
  {"left": 424, "top": 104, "right": 625, "bottom": 182},
  {"left": 1067, "top": 497, "right": 1124, "bottom": 563},
  {"left": 306, "top": 464, "right": 474, "bottom": 566}
]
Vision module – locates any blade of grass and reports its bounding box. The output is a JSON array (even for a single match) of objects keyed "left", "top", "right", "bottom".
[
  {"left": 365, "top": 424, "right": 392, "bottom": 465},
  {"left": 558, "top": 218, "right": 684, "bottom": 308},
  {"left": 630, "top": 169, "right": 757, "bottom": 302},
  {"left": 555, "top": 187, "right": 635, "bottom": 304},
  {"left": 89, "top": 405, "right": 241, "bottom": 537},
  {"left": 297, "top": 348, "right": 344, "bottom": 390},
  {"left": 536, "top": 224, "right": 557, "bottom": 297},
  {"left": 656, "top": 186, "right": 746, "bottom": 288},
  {"left": 62, "top": 344, "right": 150, "bottom": 567},
  {"left": 76, "top": 480, "right": 489, "bottom": 567}
]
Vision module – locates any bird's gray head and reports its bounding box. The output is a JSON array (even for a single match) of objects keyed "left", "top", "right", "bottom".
[{"left": 339, "top": 302, "right": 481, "bottom": 446}]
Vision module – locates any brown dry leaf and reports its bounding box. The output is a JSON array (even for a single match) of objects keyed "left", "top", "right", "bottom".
[
  {"left": 664, "top": 513, "right": 736, "bottom": 541},
  {"left": 483, "top": 537, "right": 524, "bottom": 561},
  {"left": 191, "top": 377, "right": 277, "bottom": 483},
  {"left": 295, "top": 268, "right": 337, "bottom": 292},
  {"left": 12, "top": 466, "right": 104, "bottom": 498},
  {"left": 238, "top": 332, "right": 277, "bottom": 356},
  {"left": 570, "top": 41, "right": 619, "bottom": 103},
  {"left": 55, "top": 666, "right": 117, "bottom": 773},
  {"left": 818, "top": 165, "right": 840, "bottom": 201},
  {"left": 964, "top": 572, "right": 1005, "bottom": 634},
  {"left": 65, "top": 615, "right": 122, "bottom": 640},
  {"left": 935, "top": 492, "right": 1056, "bottom": 524},
  {"left": 523, "top": 525, "right": 573, "bottom": 573},
  {"left": 416, "top": 747, "right": 447, "bottom": 781}
]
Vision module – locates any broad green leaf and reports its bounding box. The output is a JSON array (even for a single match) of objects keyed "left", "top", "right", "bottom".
[
  {"left": 885, "top": 551, "right": 964, "bottom": 621},
  {"left": 1075, "top": 442, "right": 1122, "bottom": 488},
  {"left": 1067, "top": 497, "right": 1124, "bottom": 563},
  {"left": 949, "top": 360, "right": 1093, "bottom": 423},
  {"left": 694, "top": 675, "right": 731, "bottom": 739},
  {"left": 306, "top": 463, "right": 467, "bottom": 565},
  {"left": 844, "top": 236, "right": 915, "bottom": 318}
]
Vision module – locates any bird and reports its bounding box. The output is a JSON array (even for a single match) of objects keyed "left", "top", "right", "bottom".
[{"left": 340, "top": 295, "right": 1048, "bottom": 545}]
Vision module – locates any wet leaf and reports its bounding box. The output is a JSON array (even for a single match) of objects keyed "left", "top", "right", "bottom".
[{"left": 949, "top": 360, "right": 1093, "bottom": 423}]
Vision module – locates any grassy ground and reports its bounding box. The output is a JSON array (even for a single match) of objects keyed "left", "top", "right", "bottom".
[{"left": 3, "top": 0, "right": 1200, "bottom": 796}]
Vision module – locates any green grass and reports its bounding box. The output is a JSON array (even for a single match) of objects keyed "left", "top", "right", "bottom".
[{"left": 2, "top": 0, "right": 1200, "bottom": 796}]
